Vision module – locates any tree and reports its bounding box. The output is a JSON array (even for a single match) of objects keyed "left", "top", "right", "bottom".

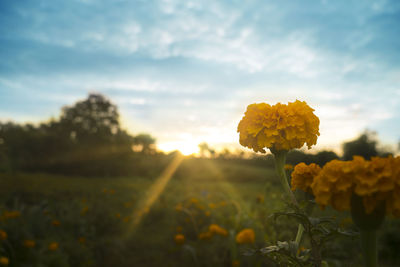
[
  {"left": 133, "top": 134, "right": 156, "bottom": 154},
  {"left": 342, "top": 131, "right": 378, "bottom": 160},
  {"left": 58, "top": 93, "right": 121, "bottom": 146}
]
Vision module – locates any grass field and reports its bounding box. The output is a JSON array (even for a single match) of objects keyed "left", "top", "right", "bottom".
[{"left": 1, "top": 156, "right": 399, "bottom": 266}]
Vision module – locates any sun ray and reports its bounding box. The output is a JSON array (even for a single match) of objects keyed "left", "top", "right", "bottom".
[{"left": 125, "top": 153, "right": 184, "bottom": 237}]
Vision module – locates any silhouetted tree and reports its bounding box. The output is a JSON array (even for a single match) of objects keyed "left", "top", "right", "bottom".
[
  {"left": 342, "top": 131, "right": 378, "bottom": 160},
  {"left": 58, "top": 93, "right": 121, "bottom": 146},
  {"left": 133, "top": 134, "right": 156, "bottom": 154}
]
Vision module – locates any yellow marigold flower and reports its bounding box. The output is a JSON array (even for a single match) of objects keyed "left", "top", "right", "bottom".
[
  {"left": 232, "top": 260, "right": 240, "bottom": 267},
  {"left": 48, "top": 242, "right": 59, "bottom": 251},
  {"left": 236, "top": 228, "right": 255, "bottom": 244},
  {"left": 174, "top": 234, "right": 185, "bottom": 245},
  {"left": 3, "top": 211, "right": 21, "bottom": 219},
  {"left": 190, "top": 198, "right": 199, "bottom": 204},
  {"left": 23, "top": 240, "right": 35, "bottom": 248},
  {"left": 209, "top": 224, "right": 228, "bottom": 236},
  {"left": 198, "top": 231, "right": 213, "bottom": 240},
  {"left": 291, "top": 163, "right": 321, "bottom": 194},
  {"left": 175, "top": 203, "right": 183, "bottom": 212},
  {"left": 0, "top": 257, "right": 9, "bottom": 266},
  {"left": 81, "top": 206, "right": 89, "bottom": 215},
  {"left": 237, "top": 100, "right": 320, "bottom": 152},
  {"left": 0, "top": 230, "right": 7, "bottom": 240},
  {"left": 205, "top": 211, "right": 211, "bottom": 217},
  {"left": 208, "top": 203, "right": 216, "bottom": 209},
  {"left": 52, "top": 220, "right": 61, "bottom": 226},
  {"left": 284, "top": 164, "right": 294, "bottom": 170},
  {"left": 310, "top": 156, "right": 400, "bottom": 216},
  {"left": 311, "top": 159, "right": 354, "bottom": 211},
  {"left": 256, "top": 195, "right": 264, "bottom": 204}
]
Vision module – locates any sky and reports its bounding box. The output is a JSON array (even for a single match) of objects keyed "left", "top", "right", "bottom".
[{"left": 1, "top": 0, "right": 400, "bottom": 155}]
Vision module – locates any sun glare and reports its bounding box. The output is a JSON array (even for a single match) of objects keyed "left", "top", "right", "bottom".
[{"left": 158, "top": 140, "right": 200, "bottom": 156}]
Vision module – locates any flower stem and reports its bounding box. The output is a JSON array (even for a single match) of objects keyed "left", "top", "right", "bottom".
[
  {"left": 272, "top": 150, "right": 304, "bottom": 248},
  {"left": 272, "top": 150, "right": 297, "bottom": 206},
  {"left": 360, "top": 230, "right": 377, "bottom": 267}
]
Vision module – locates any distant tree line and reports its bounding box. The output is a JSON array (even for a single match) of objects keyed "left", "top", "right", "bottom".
[
  {"left": 197, "top": 130, "right": 394, "bottom": 168},
  {"left": 0, "top": 93, "right": 168, "bottom": 177}
]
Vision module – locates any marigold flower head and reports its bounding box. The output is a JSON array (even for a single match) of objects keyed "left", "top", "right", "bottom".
[
  {"left": 310, "top": 159, "right": 354, "bottom": 211},
  {"left": 209, "top": 224, "right": 228, "bottom": 236},
  {"left": 174, "top": 234, "right": 185, "bottom": 245},
  {"left": 237, "top": 100, "right": 320, "bottom": 153},
  {"left": 235, "top": 228, "right": 255, "bottom": 244},
  {"left": 3, "top": 211, "right": 21, "bottom": 219},
  {"left": 48, "top": 242, "right": 59, "bottom": 251},
  {"left": 0, "top": 230, "right": 6, "bottom": 241},
  {"left": 306, "top": 156, "right": 400, "bottom": 217},
  {"left": 198, "top": 231, "right": 213, "bottom": 240},
  {"left": 291, "top": 163, "right": 321, "bottom": 194},
  {"left": 0, "top": 257, "right": 9, "bottom": 266},
  {"left": 23, "top": 240, "right": 35, "bottom": 248}
]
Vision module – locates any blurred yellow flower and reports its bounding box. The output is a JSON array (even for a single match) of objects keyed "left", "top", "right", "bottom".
[
  {"left": 78, "top": 237, "right": 86, "bottom": 244},
  {"left": 52, "top": 220, "right": 61, "bottom": 226},
  {"left": 232, "top": 260, "right": 240, "bottom": 267},
  {"left": 23, "top": 240, "right": 35, "bottom": 248},
  {"left": 236, "top": 228, "right": 255, "bottom": 244},
  {"left": 174, "top": 234, "right": 185, "bottom": 245},
  {"left": 198, "top": 231, "right": 213, "bottom": 240},
  {"left": 208, "top": 203, "right": 216, "bottom": 209},
  {"left": 0, "top": 230, "right": 7, "bottom": 240},
  {"left": 205, "top": 211, "right": 211, "bottom": 217},
  {"left": 81, "top": 206, "right": 89, "bottom": 215},
  {"left": 0, "top": 257, "right": 9, "bottom": 266},
  {"left": 48, "top": 242, "right": 59, "bottom": 251},
  {"left": 175, "top": 203, "right": 183, "bottom": 212},
  {"left": 115, "top": 213, "right": 121, "bottom": 218},
  {"left": 237, "top": 100, "right": 320, "bottom": 152},
  {"left": 3, "top": 211, "right": 21, "bottom": 219},
  {"left": 284, "top": 164, "right": 294, "bottom": 170},
  {"left": 291, "top": 163, "right": 321, "bottom": 194},
  {"left": 209, "top": 224, "right": 228, "bottom": 236}
]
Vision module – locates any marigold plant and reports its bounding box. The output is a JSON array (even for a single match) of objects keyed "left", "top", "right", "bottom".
[{"left": 237, "top": 100, "right": 319, "bottom": 152}]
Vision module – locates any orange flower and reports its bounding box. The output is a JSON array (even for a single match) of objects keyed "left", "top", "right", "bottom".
[
  {"left": 23, "top": 240, "right": 35, "bottom": 248},
  {"left": 0, "top": 257, "right": 9, "bottom": 266},
  {"left": 0, "top": 230, "right": 7, "bottom": 241},
  {"left": 291, "top": 163, "right": 321, "bottom": 194},
  {"left": 237, "top": 100, "right": 319, "bottom": 152},
  {"left": 48, "top": 242, "right": 59, "bottom": 251},
  {"left": 236, "top": 229, "right": 255, "bottom": 244},
  {"left": 52, "top": 220, "right": 61, "bottom": 226},
  {"left": 174, "top": 234, "right": 185, "bottom": 245},
  {"left": 209, "top": 224, "right": 228, "bottom": 236}
]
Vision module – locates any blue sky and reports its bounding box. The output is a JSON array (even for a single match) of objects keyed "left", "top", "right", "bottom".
[{"left": 1, "top": 0, "right": 399, "bottom": 154}]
